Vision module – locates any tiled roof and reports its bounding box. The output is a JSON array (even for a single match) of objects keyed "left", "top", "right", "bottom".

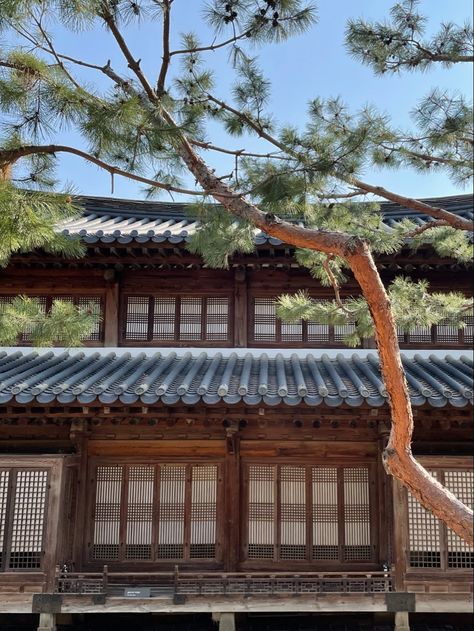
[
  {"left": 0, "top": 349, "right": 471, "bottom": 408},
  {"left": 58, "top": 194, "right": 473, "bottom": 245}
]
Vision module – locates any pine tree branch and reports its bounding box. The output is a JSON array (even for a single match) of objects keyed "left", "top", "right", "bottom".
[
  {"left": 169, "top": 28, "right": 253, "bottom": 58},
  {"left": 0, "top": 144, "right": 207, "bottom": 197},
  {"left": 100, "top": 7, "right": 157, "bottom": 101},
  {"left": 322, "top": 256, "right": 355, "bottom": 316},
  {"left": 156, "top": 0, "right": 171, "bottom": 95},
  {"left": 189, "top": 139, "right": 293, "bottom": 161},
  {"left": 404, "top": 219, "right": 450, "bottom": 237}
]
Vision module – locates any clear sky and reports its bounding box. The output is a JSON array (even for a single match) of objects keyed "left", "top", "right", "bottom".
[{"left": 20, "top": 0, "right": 473, "bottom": 201}]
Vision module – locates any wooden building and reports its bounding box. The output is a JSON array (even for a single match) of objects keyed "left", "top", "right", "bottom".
[{"left": 0, "top": 194, "right": 472, "bottom": 631}]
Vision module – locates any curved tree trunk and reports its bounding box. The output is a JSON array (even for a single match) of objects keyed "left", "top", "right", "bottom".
[{"left": 173, "top": 135, "right": 474, "bottom": 545}]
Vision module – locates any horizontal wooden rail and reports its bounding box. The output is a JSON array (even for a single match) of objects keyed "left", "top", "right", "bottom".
[{"left": 54, "top": 566, "right": 393, "bottom": 596}]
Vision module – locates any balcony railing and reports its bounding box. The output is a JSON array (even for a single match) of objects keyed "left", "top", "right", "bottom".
[{"left": 55, "top": 566, "right": 393, "bottom": 598}]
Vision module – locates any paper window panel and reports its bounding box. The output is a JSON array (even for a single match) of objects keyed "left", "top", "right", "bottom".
[
  {"left": 444, "top": 470, "right": 474, "bottom": 569},
  {"left": 92, "top": 466, "right": 123, "bottom": 560},
  {"left": 312, "top": 467, "right": 339, "bottom": 560},
  {"left": 206, "top": 298, "right": 229, "bottom": 341},
  {"left": 333, "top": 320, "right": 356, "bottom": 343},
  {"left": 280, "top": 466, "right": 306, "bottom": 560},
  {"left": 157, "top": 465, "right": 186, "bottom": 559},
  {"left": 463, "top": 314, "right": 474, "bottom": 344},
  {"left": 398, "top": 325, "right": 432, "bottom": 344},
  {"left": 125, "top": 296, "right": 150, "bottom": 341},
  {"left": 125, "top": 466, "right": 154, "bottom": 560},
  {"left": 253, "top": 298, "right": 277, "bottom": 342},
  {"left": 9, "top": 470, "right": 48, "bottom": 570},
  {"left": 190, "top": 465, "right": 218, "bottom": 559},
  {"left": 281, "top": 322, "right": 303, "bottom": 343},
  {"left": 153, "top": 297, "right": 176, "bottom": 340},
  {"left": 408, "top": 470, "right": 441, "bottom": 568},
  {"left": 307, "top": 321, "right": 330, "bottom": 344},
  {"left": 248, "top": 465, "right": 276, "bottom": 559},
  {"left": 343, "top": 468, "right": 371, "bottom": 561},
  {"left": 179, "top": 298, "right": 203, "bottom": 341}
]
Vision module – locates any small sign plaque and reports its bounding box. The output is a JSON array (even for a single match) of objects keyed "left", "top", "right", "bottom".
[{"left": 124, "top": 587, "right": 151, "bottom": 598}]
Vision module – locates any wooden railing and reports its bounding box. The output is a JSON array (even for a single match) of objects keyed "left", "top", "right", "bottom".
[{"left": 55, "top": 566, "right": 393, "bottom": 597}]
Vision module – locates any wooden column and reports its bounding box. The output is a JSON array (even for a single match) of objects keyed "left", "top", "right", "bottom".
[
  {"left": 377, "top": 422, "right": 392, "bottom": 566},
  {"left": 392, "top": 477, "right": 409, "bottom": 592},
  {"left": 394, "top": 612, "right": 410, "bottom": 631},
  {"left": 70, "top": 421, "right": 90, "bottom": 570},
  {"left": 104, "top": 272, "right": 120, "bottom": 346},
  {"left": 224, "top": 423, "right": 241, "bottom": 570},
  {"left": 233, "top": 268, "right": 248, "bottom": 347},
  {"left": 37, "top": 614, "right": 56, "bottom": 631}
]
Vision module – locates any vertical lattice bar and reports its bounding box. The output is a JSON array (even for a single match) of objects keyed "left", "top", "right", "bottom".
[
  {"left": 280, "top": 466, "right": 306, "bottom": 560},
  {"left": 157, "top": 465, "right": 186, "bottom": 559},
  {"left": 179, "top": 298, "right": 203, "bottom": 341},
  {"left": 92, "top": 466, "right": 123, "bottom": 560},
  {"left": 125, "top": 466, "right": 154, "bottom": 560},
  {"left": 343, "top": 467, "right": 372, "bottom": 561},
  {"left": 248, "top": 465, "right": 276, "bottom": 559},
  {"left": 206, "top": 298, "right": 229, "bottom": 341},
  {"left": 0, "top": 471, "right": 10, "bottom": 569},
  {"left": 190, "top": 465, "right": 218, "bottom": 559},
  {"left": 408, "top": 470, "right": 441, "bottom": 568},
  {"left": 444, "top": 470, "right": 474, "bottom": 568},
  {"left": 9, "top": 470, "right": 48, "bottom": 569},
  {"left": 153, "top": 297, "right": 176, "bottom": 340},
  {"left": 312, "top": 467, "right": 339, "bottom": 560},
  {"left": 124, "top": 296, "right": 150, "bottom": 341},
  {"left": 253, "top": 298, "right": 277, "bottom": 343}
]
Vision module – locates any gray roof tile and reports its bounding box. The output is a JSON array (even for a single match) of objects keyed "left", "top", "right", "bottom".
[
  {"left": 0, "top": 350, "right": 471, "bottom": 408},
  {"left": 57, "top": 194, "right": 473, "bottom": 246}
]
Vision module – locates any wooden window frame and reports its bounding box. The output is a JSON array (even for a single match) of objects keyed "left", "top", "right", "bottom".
[
  {"left": 86, "top": 459, "right": 225, "bottom": 568},
  {"left": 405, "top": 456, "right": 473, "bottom": 573},
  {"left": 0, "top": 456, "right": 63, "bottom": 576},
  {"left": 120, "top": 293, "right": 234, "bottom": 347},
  {"left": 241, "top": 460, "right": 379, "bottom": 570},
  {"left": 248, "top": 295, "right": 356, "bottom": 349}
]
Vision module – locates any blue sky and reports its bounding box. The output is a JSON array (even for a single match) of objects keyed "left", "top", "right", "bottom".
[{"left": 18, "top": 0, "right": 473, "bottom": 201}]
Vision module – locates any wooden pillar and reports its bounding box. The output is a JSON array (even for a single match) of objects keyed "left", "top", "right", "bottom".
[
  {"left": 103, "top": 274, "right": 119, "bottom": 346},
  {"left": 377, "top": 422, "right": 391, "bottom": 566},
  {"left": 392, "top": 478, "right": 409, "bottom": 591},
  {"left": 212, "top": 613, "right": 235, "bottom": 631},
  {"left": 44, "top": 460, "right": 65, "bottom": 592},
  {"left": 394, "top": 612, "right": 410, "bottom": 631},
  {"left": 70, "top": 421, "right": 90, "bottom": 570},
  {"left": 37, "top": 613, "right": 56, "bottom": 631},
  {"left": 233, "top": 268, "right": 248, "bottom": 347},
  {"left": 224, "top": 423, "right": 241, "bottom": 571}
]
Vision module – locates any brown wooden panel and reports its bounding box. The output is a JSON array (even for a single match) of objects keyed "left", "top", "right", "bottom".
[
  {"left": 88, "top": 440, "right": 226, "bottom": 458},
  {"left": 240, "top": 440, "right": 377, "bottom": 459}
]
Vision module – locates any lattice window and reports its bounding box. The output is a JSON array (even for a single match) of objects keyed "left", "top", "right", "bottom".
[
  {"left": 253, "top": 298, "right": 277, "bottom": 343},
  {"left": 125, "top": 296, "right": 150, "bottom": 341},
  {"left": 157, "top": 465, "right": 186, "bottom": 559},
  {"left": 123, "top": 296, "right": 230, "bottom": 343},
  {"left": 312, "top": 468, "right": 339, "bottom": 560},
  {"left": 408, "top": 467, "right": 474, "bottom": 570},
  {"left": 190, "top": 466, "right": 218, "bottom": 559},
  {"left": 90, "top": 463, "right": 219, "bottom": 563},
  {"left": 246, "top": 464, "right": 374, "bottom": 564},
  {"left": 125, "top": 466, "right": 154, "bottom": 560},
  {"left": 92, "top": 466, "right": 123, "bottom": 560},
  {"left": 280, "top": 466, "right": 306, "bottom": 560},
  {"left": 444, "top": 470, "right": 473, "bottom": 569},
  {"left": 248, "top": 465, "right": 276, "bottom": 559},
  {"left": 0, "top": 295, "right": 103, "bottom": 343},
  {"left": 408, "top": 470, "right": 441, "bottom": 568},
  {"left": 343, "top": 468, "right": 371, "bottom": 561},
  {"left": 251, "top": 297, "right": 355, "bottom": 346},
  {"left": 0, "top": 469, "right": 49, "bottom": 572}
]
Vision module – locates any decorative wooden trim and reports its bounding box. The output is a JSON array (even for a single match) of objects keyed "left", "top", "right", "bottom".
[{"left": 104, "top": 282, "right": 119, "bottom": 346}]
